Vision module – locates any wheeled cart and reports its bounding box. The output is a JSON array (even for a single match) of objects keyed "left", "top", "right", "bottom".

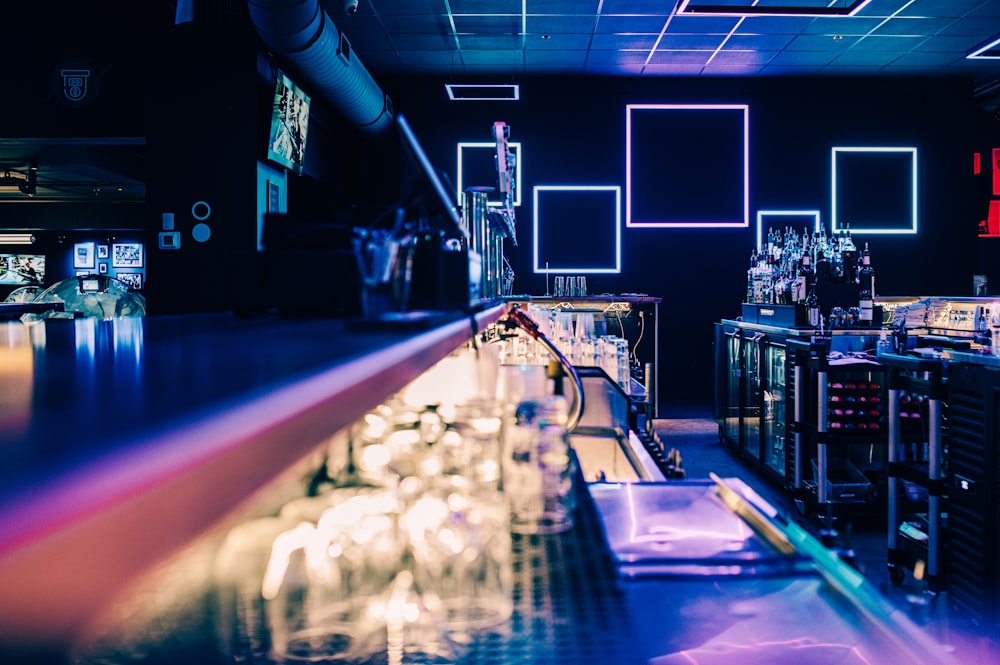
[{"left": 785, "top": 337, "right": 889, "bottom": 521}]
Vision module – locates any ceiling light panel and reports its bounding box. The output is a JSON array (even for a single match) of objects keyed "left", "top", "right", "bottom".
[{"left": 678, "top": 0, "right": 873, "bottom": 17}]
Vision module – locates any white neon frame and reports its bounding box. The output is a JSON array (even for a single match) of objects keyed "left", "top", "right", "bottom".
[
  {"left": 626, "top": 103, "right": 749, "bottom": 228},
  {"left": 831, "top": 147, "right": 918, "bottom": 235},
  {"left": 756, "top": 210, "right": 822, "bottom": 252},
  {"left": 533, "top": 185, "right": 622, "bottom": 274},
  {"left": 456, "top": 142, "right": 522, "bottom": 207}
]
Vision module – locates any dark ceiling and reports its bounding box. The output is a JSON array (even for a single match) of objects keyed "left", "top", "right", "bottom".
[
  {"left": 319, "top": 0, "right": 1000, "bottom": 82},
  {"left": 7, "top": 0, "right": 1000, "bottom": 203}
]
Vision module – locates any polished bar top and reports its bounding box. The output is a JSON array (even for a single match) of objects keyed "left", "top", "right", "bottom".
[{"left": 0, "top": 304, "right": 505, "bottom": 650}]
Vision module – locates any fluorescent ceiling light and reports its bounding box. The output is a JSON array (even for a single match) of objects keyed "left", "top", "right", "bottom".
[
  {"left": 967, "top": 34, "right": 1000, "bottom": 59},
  {"left": 445, "top": 84, "right": 520, "bottom": 101},
  {"left": 678, "top": 0, "right": 871, "bottom": 17},
  {"left": 0, "top": 233, "right": 35, "bottom": 245}
]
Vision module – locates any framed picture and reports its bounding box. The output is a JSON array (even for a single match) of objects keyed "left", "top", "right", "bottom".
[
  {"left": 116, "top": 272, "right": 143, "bottom": 290},
  {"left": 74, "top": 242, "right": 96, "bottom": 269},
  {"left": 75, "top": 270, "right": 89, "bottom": 277},
  {"left": 98, "top": 262, "right": 108, "bottom": 274},
  {"left": 112, "top": 242, "right": 143, "bottom": 268},
  {"left": 97, "top": 244, "right": 109, "bottom": 259}
]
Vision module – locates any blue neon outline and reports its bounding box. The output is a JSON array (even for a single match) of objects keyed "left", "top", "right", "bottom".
[
  {"left": 755, "top": 210, "right": 822, "bottom": 252},
  {"left": 626, "top": 103, "right": 749, "bottom": 228},
  {"left": 533, "top": 185, "right": 622, "bottom": 274},
  {"left": 456, "top": 142, "right": 522, "bottom": 207},
  {"left": 831, "top": 147, "right": 917, "bottom": 235}
]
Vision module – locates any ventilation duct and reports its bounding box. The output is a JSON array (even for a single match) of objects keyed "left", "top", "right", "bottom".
[{"left": 247, "top": 0, "right": 392, "bottom": 133}]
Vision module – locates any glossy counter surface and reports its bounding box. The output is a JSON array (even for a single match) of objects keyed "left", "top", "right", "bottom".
[{"left": 0, "top": 305, "right": 506, "bottom": 651}]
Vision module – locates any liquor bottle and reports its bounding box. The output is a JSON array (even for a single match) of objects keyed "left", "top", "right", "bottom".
[
  {"left": 815, "top": 248, "right": 831, "bottom": 283},
  {"left": 795, "top": 252, "right": 814, "bottom": 304},
  {"left": 842, "top": 224, "right": 858, "bottom": 284},
  {"left": 831, "top": 230, "right": 844, "bottom": 282},
  {"left": 806, "top": 284, "right": 821, "bottom": 328},
  {"left": 857, "top": 242, "right": 874, "bottom": 326}
]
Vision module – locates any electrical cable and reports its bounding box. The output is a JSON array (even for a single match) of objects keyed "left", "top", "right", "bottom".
[{"left": 503, "top": 304, "right": 584, "bottom": 431}]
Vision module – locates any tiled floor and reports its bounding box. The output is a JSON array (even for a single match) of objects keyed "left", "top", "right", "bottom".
[{"left": 652, "top": 401, "right": 1000, "bottom": 665}]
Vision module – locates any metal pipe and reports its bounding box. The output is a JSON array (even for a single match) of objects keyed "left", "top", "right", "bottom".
[{"left": 247, "top": 0, "right": 393, "bottom": 133}]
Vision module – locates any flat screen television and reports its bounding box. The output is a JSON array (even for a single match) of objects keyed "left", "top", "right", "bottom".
[
  {"left": 0, "top": 254, "right": 44, "bottom": 284},
  {"left": 267, "top": 70, "right": 311, "bottom": 175}
]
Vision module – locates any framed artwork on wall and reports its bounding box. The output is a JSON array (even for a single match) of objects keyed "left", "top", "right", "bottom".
[
  {"left": 74, "top": 242, "right": 95, "bottom": 269},
  {"left": 112, "top": 242, "right": 143, "bottom": 268},
  {"left": 116, "top": 272, "right": 143, "bottom": 290},
  {"left": 98, "top": 263, "right": 108, "bottom": 275},
  {"left": 97, "top": 245, "right": 109, "bottom": 259}
]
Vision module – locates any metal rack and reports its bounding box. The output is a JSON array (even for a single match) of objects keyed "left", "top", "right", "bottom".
[
  {"left": 879, "top": 352, "right": 947, "bottom": 590},
  {"left": 785, "top": 337, "right": 889, "bottom": 519}
]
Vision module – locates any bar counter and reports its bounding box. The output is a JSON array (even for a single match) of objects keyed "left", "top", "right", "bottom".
[
  {"left": 0, "top": 305, "right": 505, "bottom": 654},
  {"left": 0, "top": 307, "right": 967, "bottom": 664}
]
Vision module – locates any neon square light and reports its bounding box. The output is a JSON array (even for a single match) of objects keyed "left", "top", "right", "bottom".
[
  {"left": 626, "top": 103, "right": 749, "bottom": 228},
  {"left": 533, "top": 185, "right": 621, "bottom": 274},
  {"left": 457, "top": 142, "right": 522, "bottom": 207},
  {"left": 831, "top": 147, "right": 917, "bottom": 235},
  {"left": 756, "top": 210, "right": 822, "bottom": 252}
]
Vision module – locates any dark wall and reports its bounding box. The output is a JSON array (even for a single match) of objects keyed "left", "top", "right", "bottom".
[
  {"left": 373, "top": 75, "right": 979, "bottom": 401},
  {"left": 0, "top": 5, "right": 989, "bottom": 403}
]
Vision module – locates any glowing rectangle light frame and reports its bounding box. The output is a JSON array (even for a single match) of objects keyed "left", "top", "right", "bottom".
[
  {"left": 626, "top": 103, "right": 749, "bottom": 229},
  {"left": 967, "top": 34, "right": 1000, "bottom": 59},
  {"left": 533, "top": 185, "right": 622, "bottom": 274},
  {"left": 756, "top": 210, "right": 822, "bottom": 252},
  {"left": 677, "top": 0, "right": 871, "bottom": 17},
  {"left": 445, "top": 84, "right": 520, "bottom": 101},
  {"left": 456, "top": 142, "right": 523, "bottom": 207},
  {"left": 831, "top": 146, "right": 918, "bottom": 235}
]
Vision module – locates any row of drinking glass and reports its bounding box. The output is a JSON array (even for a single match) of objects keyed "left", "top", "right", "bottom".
[
  {"left": 551, "top": 275, "right": 587, "bottom": 298},
  {"left": 214, "top": 355, "right": 576, "bottom": 664}
]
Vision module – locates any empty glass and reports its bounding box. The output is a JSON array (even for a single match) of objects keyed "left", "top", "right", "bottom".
[
  {"left": 553, "top": 276, "right": 565, "bottom": 298},
  {"left": 400, "top": 485, "right": 513, "bottom": 637},
  {"left": 263, "top": 489, "right": 406, "bottom": 663},
  {"left": 504, "top": 396, "right": 576, "bottom": 535}
]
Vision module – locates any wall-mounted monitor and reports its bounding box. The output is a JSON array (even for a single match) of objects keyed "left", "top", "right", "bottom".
[
  {"left": 0, "top": 254, "right": 45, "bottom": 284},
  {"left": 267, "top": 70, "right": 311, "bottom": 175}
]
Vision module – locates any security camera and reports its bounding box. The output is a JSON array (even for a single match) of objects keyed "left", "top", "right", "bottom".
[{"left": 344, "top": 0, "right": 358, "bottom": 14}]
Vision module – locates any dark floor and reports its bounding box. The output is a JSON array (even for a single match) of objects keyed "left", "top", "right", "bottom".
[{"left": 652, "top": 400, "right": 1000, "bottom": 665}]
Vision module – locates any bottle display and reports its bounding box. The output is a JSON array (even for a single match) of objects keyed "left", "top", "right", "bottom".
[{"left": 744, "top": 227, "right": 879, "bottom": 329}]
